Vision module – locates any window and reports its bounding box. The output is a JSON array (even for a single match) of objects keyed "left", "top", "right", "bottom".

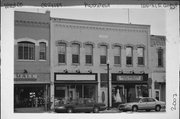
[
  {"left": 158, "top": 49, "right": 163, "bottom": 67},
  {"left": 137, "top": 47, "right": 144, "bottom": 65},
  {"left": 126, "top": 47, "right": 133, "bottom": 65},
  {"left": 18, "top": 41, "right": 35, "bottom": 60},
  {"left": 39, "top": 42, "right": 46, "bottom": 60},
  {"left": 136, "top": 85, "right": 149, "bottom": 98},
  {"left": 100, "top": 73, "right": 108, "bottom": 87},
  {"left": 100, "top": 45, "right": 107, "bottom": 64},
  {"left": 148, "top": 98, "right": 156, "bottom": 102},
  {"left": 58, "top": 43, "right": 66, "bottom": 63},
  {"left": 114, "top": 46, "right": 121, "bottom": 65},
  {"left": 85, "top": 44, "right": 93, "bottom": 64},
  {"left": 72, "top": 43, "right": 80, "bottom": 64}
]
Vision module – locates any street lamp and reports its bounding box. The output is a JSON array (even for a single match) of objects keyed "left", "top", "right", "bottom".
[{"left": 107, "top": 60, "right": 110, "bottom": 110}]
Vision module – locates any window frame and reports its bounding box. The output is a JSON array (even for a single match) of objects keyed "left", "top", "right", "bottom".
[
  {"left": 100, "top": 45, "right": 107, "bottom": 65},
  {"left": 39, "top": 42, "right": 47, "bottom": 61},
  {"left": 85, "top": 44, "right": 93, "bottom": 65},
  {"left": 113, "top": 46, "right": 121, "bottom": 65},
  {"left": 126, "top": 46, "right": 133, "bottom": 66},
  {"left": 71, "top": 43, "right": 80, "bottom": 65},
  {"left": 157, "top": 48, "right": 164, "bottom": 67},
  {"left": 17, "top": 41, "right": 35, "bottom": 61},
  {"left": 58, "top": 43, "right": 66, "bottom": 64},
  {"left": 137, "top": 47, "right": 145, "bottom": 66}
]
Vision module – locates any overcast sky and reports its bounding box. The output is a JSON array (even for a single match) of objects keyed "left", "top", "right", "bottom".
[{"left": 16, "top": 8, "right": 166, "bottom": 36}]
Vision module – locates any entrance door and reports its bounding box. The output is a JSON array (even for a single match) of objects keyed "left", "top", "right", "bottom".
[{"left": 69, "top": 89, "right": 76, "bottom": 101}]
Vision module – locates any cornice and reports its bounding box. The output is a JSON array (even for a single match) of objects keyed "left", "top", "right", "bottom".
[
  {"left": 52, "top": 18, "right": 149, "bottom": 33},
  {"left": 54, "top": 23, "right": 148, "bottom": 33},
  {"left": 15, "top": 20, "right": 49, "bottom": 28}
]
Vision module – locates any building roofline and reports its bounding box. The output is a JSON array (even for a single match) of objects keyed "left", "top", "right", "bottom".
[{"left": 51, "top": 17, "right": 150, "bottom": 29}]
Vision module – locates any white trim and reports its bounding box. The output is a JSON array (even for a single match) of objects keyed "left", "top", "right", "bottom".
[
  {"left": 37, "top": 39, "right": 49, "bottom": 46},
  {"left": 15, "top": 37, "right": 38, "bottom": 45},
  {"left": 154, "top": 90, "right": 160, "bottom": 101},
  {"left": 15, "top": 38, "right": 48, "bottom": 46}
]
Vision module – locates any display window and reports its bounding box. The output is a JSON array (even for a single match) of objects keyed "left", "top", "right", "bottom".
[
  {"left": 55, "top": 84, "right": 97, "bottom": 105},
  {"left": 135, "top": 85, "right": 149, "bottom": 98}
]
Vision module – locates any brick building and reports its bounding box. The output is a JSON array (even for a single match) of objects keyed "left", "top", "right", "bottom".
[
  {"left": 14, "top": 11, "right": 50, "bottom": 111},
  {"left": 50, "top": 18, "right": 152, "bottom": 108}
]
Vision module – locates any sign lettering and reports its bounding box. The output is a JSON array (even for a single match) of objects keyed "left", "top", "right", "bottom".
[
  {"left": 14, "top": 73, "right": 37, "bottom": 81},
  {"left": 117, "top": 75, "right": 143, "bottom": 81}
]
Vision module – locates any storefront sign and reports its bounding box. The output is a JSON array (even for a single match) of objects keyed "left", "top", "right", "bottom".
[
  {"left": 56, "top": 74, "right": 96, "bottom": 81},
  {"left": 117, "top": 75, "right": 143, "bottom": 81},
  {"left": 14, "top": 73, "right": 37, "bottom": 81}
]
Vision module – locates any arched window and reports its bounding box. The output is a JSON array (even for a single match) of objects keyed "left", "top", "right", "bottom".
[
  {"left": 157, "top": 48, "right": 164, "bottom": 67},
  {"left": 126, "top": 46, "right": 133, "bottom": 65},
  {"left": 100, "top": 45, "right": 107, "bottom": 64},
  {"left": 58, "top": 43, "right": 66, "bottom": 64},
  {"left": 72, "top": 43, "right": 80, "bottom": 64},
  {"left": 85, "top": 44, "right": 93, "bottom": 64},
  {"left": 39, "top": 42, "right": 46, "bottom": 60},
  {"left": 113, "top": 46, "right": 121, "bottom": 65},
  {"left": 137, "top": 47, "right": 144, "bottom": 65},
  {"left": 18, "top": 41, "right": 35, "bottom": 60}
]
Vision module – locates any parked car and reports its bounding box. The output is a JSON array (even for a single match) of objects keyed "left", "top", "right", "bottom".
[
  {"left": 54, "top": 98, "right": 106, "bottom": 113},
  {"left": 118, "top": 97, "right": 165, "bottom": 112}
]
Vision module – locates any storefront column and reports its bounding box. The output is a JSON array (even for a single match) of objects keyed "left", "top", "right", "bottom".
[
  {"left": 44, "top": 84, "right": 48, "bottom": 111},
  {"left": 97, "top": 74, "right": 101, "bottom": 103},
  {"left": 50, "top": 83, "right": 54, "bottom": 109},
  {"left": 109, "top": 75, "right": 112, "bottom": 107}
]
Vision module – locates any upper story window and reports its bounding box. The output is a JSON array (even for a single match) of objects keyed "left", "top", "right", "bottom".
[
  {"left": 58, "top": 43, "right": 66, "bottom": 64},
  {"left": 114, "top": 46, "right": 121, "bottom": 65},
  {"left": 100, "top": 45, "right": 107, "bottom": 64},
  {"left": 85, "top": 44, "right": 93, "bottom": 65},
  {"left": 126, "top": 46, "right": 133, "bottom": 65},
  {"left": 72, "top": 43, "right": 80, "bottom": 64},
  {"left": 18, "top": 41, "right": 35, "bottom": 60},
  {"left": 157, "top": 48, "right": 164, "bottom": 67},
  {"left": 39, "top": 42, "right": 46, "bottom": 60},
  {"left": 137, "top": 47, "right": 144, "bottom": 65}
]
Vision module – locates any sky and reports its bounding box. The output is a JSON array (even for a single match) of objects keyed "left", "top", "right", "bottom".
[{"left": 16, "top": 8, "right": 166, "bottom": 36}]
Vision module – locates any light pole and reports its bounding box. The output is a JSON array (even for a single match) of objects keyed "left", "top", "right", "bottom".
[{"left": 107, "top": 60, "right": 110, "bottom": 110}]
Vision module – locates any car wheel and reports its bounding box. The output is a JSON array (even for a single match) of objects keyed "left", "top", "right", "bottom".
[
  {"left": 155, "top": 105, "right": 161, "bottom": 112},
  {"left": 67, "top": 108, "right": 73, "bottom": 113},
  {"left": 146, "top": 109, "right": 151, "bottom": 112},
  {"left": 132, "top": 106, "right": 138, "bottom": 112},
  {"left": 93, "top": 107, "right": 99, "bottom": 113}
]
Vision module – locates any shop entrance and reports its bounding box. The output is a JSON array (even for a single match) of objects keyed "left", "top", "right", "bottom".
[
  {"left": 55, "top": 84, "right": 97, "bottom": 105},
  {"left": 14, "top": 84, "right": 49, "bottom": 108},
  {"left": 112, "top": 85, "right": 124, "bottom": 107}
]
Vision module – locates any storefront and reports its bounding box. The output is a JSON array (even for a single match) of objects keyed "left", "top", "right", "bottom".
[
  {"left": 54, "top": 73, "right": 98, "bottom": 105},
  {"left": 111, "top": 73, "right": 149, "bottom": 107},
  {"left": 14, "top": 73, "right": 50, "bottom": 110}
]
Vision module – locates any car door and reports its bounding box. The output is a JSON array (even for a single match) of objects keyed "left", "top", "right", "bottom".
[
  {"left": 138, "top": 98, "right": 148, "bottom": 110},
  {"left": 147, "top": 98, "right": 156, "bottom": 109}
]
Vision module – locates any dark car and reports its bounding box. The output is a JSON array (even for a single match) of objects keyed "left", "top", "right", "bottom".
[
  {"left": 118, "top": 97, "right": 165, "bottom": 112},
  {"left": 54, "top": 98, "right": 106, "bottom": 113}
]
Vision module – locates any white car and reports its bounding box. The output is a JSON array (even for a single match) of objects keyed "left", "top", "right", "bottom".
[{"left": 118, "top": 97, "right": 165, "bottom": 112}]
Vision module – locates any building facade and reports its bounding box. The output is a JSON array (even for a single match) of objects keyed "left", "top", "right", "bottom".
[
  {"left": 50, "top": 18, "right": 152, "bottom": 108},
  {"left": 149, "top": 35, "right": 166, "bottom": 101},
  {"left": 14, "top": 11, "right": 50, "bottom": 110}
]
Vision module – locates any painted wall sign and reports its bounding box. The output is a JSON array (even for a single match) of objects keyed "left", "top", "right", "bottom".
[
  {"left": 14, "top": 73, "right": 37, "bottom": 81},
  {"left": 117, "top": 75, "right": 143, "bottom": 81}
]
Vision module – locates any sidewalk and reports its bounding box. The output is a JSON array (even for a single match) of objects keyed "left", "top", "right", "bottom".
[
  {"left": 14, "top": 107, "right": 47, "bottom": 113},
  {"left": 100, "top": 108, "right": 120, "bottom": 113}
]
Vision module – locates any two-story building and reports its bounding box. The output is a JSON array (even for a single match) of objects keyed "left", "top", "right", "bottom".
[
  {"left": 50, "top": 18, "right": 151, "bottom": 108},
  {"left": 149, "top": 35, "right": 166, "bottom": 101},
  {"left": 14, "top": 11, "right": 50, "bottom": 111}
]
